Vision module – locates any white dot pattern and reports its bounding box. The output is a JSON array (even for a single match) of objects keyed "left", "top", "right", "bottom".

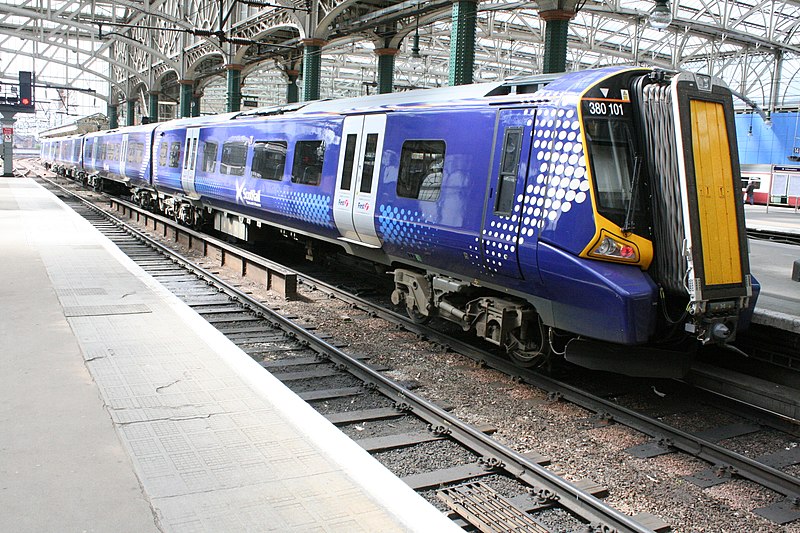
[{"left": 479, "top": 104, "right": 590, "bottom": 276}]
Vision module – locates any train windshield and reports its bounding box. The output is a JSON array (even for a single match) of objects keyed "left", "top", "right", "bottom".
[{"left": 584, "top": 118, "right": 643, "bottom": 228}]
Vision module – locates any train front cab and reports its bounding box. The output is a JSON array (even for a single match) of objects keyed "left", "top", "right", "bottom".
[{"left": 565, "top": 69, "right": 756, "bottom": 376}]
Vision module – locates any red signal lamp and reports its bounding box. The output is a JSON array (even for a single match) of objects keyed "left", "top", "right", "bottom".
[{"left": 21, "top": 97, "right": 31, "bottom": 106}]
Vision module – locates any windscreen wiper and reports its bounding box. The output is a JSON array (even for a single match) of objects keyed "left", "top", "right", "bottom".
[{"left": 622, "top": 155, "right": 642, "bottom": 234}]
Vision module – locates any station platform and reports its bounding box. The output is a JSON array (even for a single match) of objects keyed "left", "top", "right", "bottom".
[
  {"left": 743, "top": 205, "right": 800, "bottom": 332},
  {"left": 744, "top": 203, "right": 800, "bottom": 236},
  {"left": 0, "top": 177, "right": 459, "bottom": 532}
]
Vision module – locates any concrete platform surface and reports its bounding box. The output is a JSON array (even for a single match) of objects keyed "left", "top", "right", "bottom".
[
  {"left": 744, "top": 205, "right": 800, "bottom": 331},
  {"left": 744, "top": 203, "right": 800, "bottom": 235},
  {"left": 0, "top": 177, "right": 459, "bottom": 533}
]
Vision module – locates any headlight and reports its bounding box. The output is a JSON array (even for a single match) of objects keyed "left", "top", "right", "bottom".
[{"left": 589, "top": 232, "right": 639, "bottom": 263}]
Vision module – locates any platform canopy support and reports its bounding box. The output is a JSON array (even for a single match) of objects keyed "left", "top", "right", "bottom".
[
  {"left": 180, "top": 80, "right": 193, "bottom": 119},
  {"left": 376, "top": 48, "right": 399, "bottom": 94},
  {"left": 126, "top": 99, "right": 136, "bottom": 126},
  {"left": 108, "top": 103, "right": 118, "bottom": 130},
  {"left": 449, "top": 0, "right": 477, "bottom": 86},
  {"left": 538, "top": 0, "right": 579, "bottom": 74},
  {"left": 148, "top": 92, "right": 159, "bottom": 123},
  {"left": 226, "top": 64, "right": 243, "bottom": 113},
  {"left": 302, "top": 38, "right": 326, "bottom": 101}
]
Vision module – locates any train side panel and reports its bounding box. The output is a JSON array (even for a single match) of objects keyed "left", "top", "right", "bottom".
[
  {"left": 374, "top": 108, "right": 495, "bottom": 279},
  {"left": 190, "top": 117, "right": 341, "bottom": 240}
]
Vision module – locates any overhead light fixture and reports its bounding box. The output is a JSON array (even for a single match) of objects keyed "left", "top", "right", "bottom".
[
  {"left": 410, "top": 12, "right": 421, "bottom": 59},
  {"left": 649, "top": 0, "right": 672, "bottom": 30}
]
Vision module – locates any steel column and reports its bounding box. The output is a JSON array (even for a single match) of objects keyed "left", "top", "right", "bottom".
[
  {"left": 108, "top": 104, "right": 118, "bottom": 130},
  {"left": 538, "top": 2, "right": 577, "bottom": 74},
  {"left": 375, "top": 48, "right": 399, "bottom": 94},
  {"left": 226, "top": 64, "right": 243, "bottom": 113},
  {"left": 126, "top": 99, "right": 136, "bottom": 126},
  {"left": 179, "top": 80, "right": 193, "bottom": 118},
  {"left": 1, "top": 113, "right": 14, "bottom": 177},
  {"left": 302, "top": 39, "right": 326, "bottom": 101},
  {"left": 148, "top": 91, "right": 159, "bottom": 123},
  {"left": 449, "top": 0, "right": 477, "bottom": 86},
  {"left": 286, "top": 69, "right": 299, "bottom": 103}
]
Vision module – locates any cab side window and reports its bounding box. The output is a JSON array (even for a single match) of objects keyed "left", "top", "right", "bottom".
[
  {"left": 396, "top": 140, "right": 445, "bottom": 201},
  {"left": 494, "top": 128, "right": 522, "bottom": 215}
]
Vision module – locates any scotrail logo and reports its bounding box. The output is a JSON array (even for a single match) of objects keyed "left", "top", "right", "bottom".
[{"left": 236, "top": 180, "right": 262, "bottom": 207}]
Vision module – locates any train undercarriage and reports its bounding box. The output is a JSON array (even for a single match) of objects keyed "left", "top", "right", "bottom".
[{"left": 391, "top": 269, "right": 551, "bottom": 368}]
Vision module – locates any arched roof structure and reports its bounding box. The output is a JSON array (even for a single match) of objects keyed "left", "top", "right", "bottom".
[{"left": 1, "top": 0, "right": 799, "bottom": 130}]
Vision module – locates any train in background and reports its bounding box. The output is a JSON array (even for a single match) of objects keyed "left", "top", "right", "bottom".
[
  {"left": 741, "top": 164, "right": 800, "bottom": 207},
  {"left": 41, "top": 66, "right": 759, "bottom": 377}
]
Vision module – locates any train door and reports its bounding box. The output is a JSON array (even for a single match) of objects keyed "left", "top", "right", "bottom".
[
  {"left": 480, "top": 109, "right": 537, "bottom": 279},
  {"left": 181, "top": 128, "right": 200, "bottom": 198},
  {"left": 120, "top": 134, "right": 129, "bottom": 177},
  {"left": 333, "top": 114, "right": 386, "bottom": 248}
]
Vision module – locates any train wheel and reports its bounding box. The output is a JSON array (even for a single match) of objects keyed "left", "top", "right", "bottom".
[
  {"left": 406, "top": 306, "right": 431, "bottom": 325},
  {"left": 507, "top": 317, "right": 550, "bottom": 368}
]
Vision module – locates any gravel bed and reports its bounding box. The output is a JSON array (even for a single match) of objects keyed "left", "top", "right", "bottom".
[
  {"left": 281, "top": 374, "right": 362, "bottom": 393},
  {"left": 338, "top": 416, "right": 427, "bottom": 439},
  {"left": 75, "top": 181, "right": 800, "bottom": 533},
  {"left": 372, "top": 439, "right": 479, "bottom": 476},
  {"left": 310, "top": 390, "right": 395, "bottom": 414}
]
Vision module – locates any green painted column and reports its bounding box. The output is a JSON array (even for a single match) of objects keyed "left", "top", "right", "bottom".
[
  {"left": 192, "top": 93, "right": 202, "bottom": 117},
  {"left": 226, "top": 64, "right": 243, "bottom": 113},
  {"left": 541, "top": 11, "right": 572, "bottom": 74},
  {"left": 301, "top": 39, "right": 326, "bottom": 101},
  {"left": 179, "top": 80, "right": 193, "bottom": 118},
  {"left": 108, "top": 104, "right": 118, "bottom": 129},
  {"left": 148, "top": 91, "right": 159, "bottom": 123},
  {"left": 286, "top": 69, "right": 300, "bottom": 103},
  {"left": 126, "top": 99, "right": 136, "bottom": 126},
  {"left": 375, "top": 48, "right": 398, "bottom": 94},
  {"left": 449, "top": 0, "right": 477, "bottom": 86}
]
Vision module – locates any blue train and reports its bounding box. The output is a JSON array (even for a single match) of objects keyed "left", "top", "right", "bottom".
[{"left": 41, "top": 66, "right": 758, "bottom": 377}]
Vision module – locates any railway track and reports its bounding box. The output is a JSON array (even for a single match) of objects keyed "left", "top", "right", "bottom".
[
  {"left": 747, "top": 227, "right": 800, "bottom": 246},
  {"left": 34, "top": 174, "right": 661, "bottom": 532},
  {"left": 33, "top": 167, "right": 800, "bottom": 528}
]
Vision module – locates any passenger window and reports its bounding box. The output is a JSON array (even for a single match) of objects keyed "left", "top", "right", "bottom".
[
  {"left": 291, "top": 140, "right": 325, "bottom": 185},
  {"left": 127, "top": 142, "right": 144, "bottom": 165},
  {"left": 252, "top": 141, "right": 287, "bottom": 181},
  {"left": 359, "top": 133, "right": 379, "bottom": 194},
  {"left": 220, "top": 141, "right": 247, "bottom": 176},
  {"left": 158, "top": 142, "right": 168, "bottom": 166},
  {"left": 169, "top": 142, "right": 181, "bottom": 168},
  {"left": 201, "top": 141, "right": 218, "bottom": 173},
  {"left": 340, "top": 134, "right": 357, "bottom": 191},
  {"left": 495, "top": 128, "right": 522, "bottom": 215},
  {"left": 396, "top": 140, "right": 445, "bottom": 201}
]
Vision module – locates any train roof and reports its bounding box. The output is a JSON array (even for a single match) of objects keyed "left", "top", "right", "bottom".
[{"left": 232, "top": 72, "right": 571, "bottom": 121}]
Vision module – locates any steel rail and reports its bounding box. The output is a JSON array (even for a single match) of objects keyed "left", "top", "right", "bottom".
[
  {"left": 57, "top": 178, "right": 800, "bottom": 504},
  {"left": 38, "top": 177, "right": 657, "bottom": 532}
]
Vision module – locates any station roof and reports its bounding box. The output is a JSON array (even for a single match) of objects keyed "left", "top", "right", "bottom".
[{"left": 1, "top": 0, "right": 798, "bottom": 129}]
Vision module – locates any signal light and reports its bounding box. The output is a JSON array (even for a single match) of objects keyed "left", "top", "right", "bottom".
[{"left": 19, "top": 71, "right": 34, "bottom": 108}]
